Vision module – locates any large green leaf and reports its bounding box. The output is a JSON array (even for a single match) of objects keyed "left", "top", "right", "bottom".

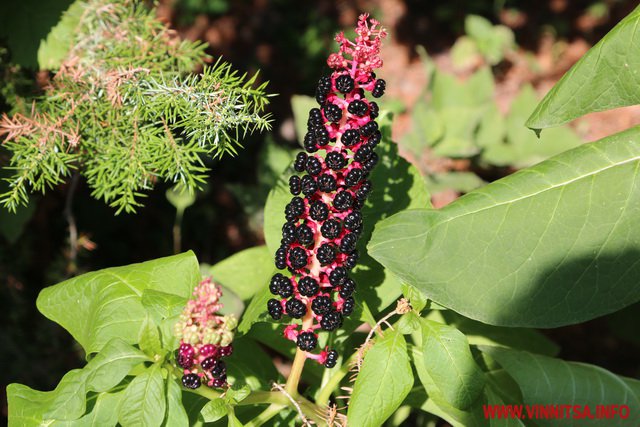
[
  {"left": 7, "top": 339, "right": 148, "bottom": 425},
  {"left": 369, "top": 127, "right": 640, "bottom": 327},
  {"left": 37, "top": 252, "right": 200, "bottom": 353},
  {"left": 482, "top": 346, "right": 640, "bottom": 427},
  {"left": 526, "top": 5, "right": 640, "bottom": 131},
  {"left": 118, "top": 364, "right": 166, "bottom": 427},
  {"left": 209, "top": 246, "right": 273, "bottom": 300},
  {"left": 347, "top": 330, "right": 413, "bottom": 426},
  {"left": 421, "top": 320, "right": 485, "bottom": 409}
]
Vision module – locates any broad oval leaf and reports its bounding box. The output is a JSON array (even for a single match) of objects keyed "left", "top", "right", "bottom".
[
  {"left": 37, "top": 252, "right": 200, "bottom": 353},
  {"left": 347, "top": 330, "right": 413, "bottom": 426},
  {"left": 209, "top": 245, "right": 273, "bottom": 300},
  {"left": 481, "top": 346, "right": 640, "bottom": 427},
  {"left": 164, "top": 378, "right": 189, "bottom": 427},
  {"left": 370, "top": 128, "right": 640, "bottom": 327},
  {"left": 118, "top": 364, "right": 166, "bottom": 427},
  {"left": 421, "top": 320, "right": 485, "bottom": 409},
  {"left": 526, "top": 5, "right": 640, "bottom": 131}
]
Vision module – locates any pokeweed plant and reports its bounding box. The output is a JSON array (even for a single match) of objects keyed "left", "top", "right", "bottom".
[
  {"left": 0, "top": 0, "right": 271, "bottom": 214},
  {"left": 6, "top": 8, "right": 640, "bottom": 427}
]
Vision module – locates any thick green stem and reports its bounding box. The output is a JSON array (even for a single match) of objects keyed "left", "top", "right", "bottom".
[
  {"left": 316, "top": 351, "right": 358, "bottom": 406},
  {"left": 244, "top": 403, "right": 285, "bottom": 427},
  {"left": 284, "top": 348, "right": 307, "bottom": 396}
]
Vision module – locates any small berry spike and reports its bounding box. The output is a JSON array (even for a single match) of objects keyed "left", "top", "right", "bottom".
[
  {"left": 268, "top": 14, "right": 386, "bottom": 368},
  {"left": 174, "top": 277, "right": 237, "bottom": 389}
]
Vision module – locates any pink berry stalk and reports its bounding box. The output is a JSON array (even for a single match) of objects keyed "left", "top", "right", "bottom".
[
  {"left": 174, "top": 277, "right": 237, "bottom": 389},
  {"left": 267, "top": 14, "right": 386, "bottom": 368}
]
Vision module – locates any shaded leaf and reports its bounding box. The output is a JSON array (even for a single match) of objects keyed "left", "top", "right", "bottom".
[
  {"left": 421, "top": 320, "right": 485, "bottom": 409},
  {"left": 348, "top": 330, "right": 413, "bottom": 426},
  {"left": 370, "top": 128, "right": 640, "bottom": 327},
  {"left": 482, "top": 346, "right": 640, "bottom": 427},
  {"left": 163, "top": 378, "right": 189, "bottom": 427}
]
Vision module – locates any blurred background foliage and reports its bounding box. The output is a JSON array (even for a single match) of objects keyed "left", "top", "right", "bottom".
[{"left": 2, "top": 0, "right": 640, "bottom": 422}]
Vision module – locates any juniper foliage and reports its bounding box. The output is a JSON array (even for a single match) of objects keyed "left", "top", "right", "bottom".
[{"left": 0, "top": 0, "right": 271, "bottom": 213}]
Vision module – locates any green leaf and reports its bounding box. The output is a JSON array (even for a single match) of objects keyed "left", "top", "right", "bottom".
[
  {"left": 225, "top": 337, "right": 279, "bottom": 391},
  {"left": 347, "top": 330, "right": 413, "bottom": 426},
  {"left": 201, "top": 399, "right": 228, "bottom": 422},
  {"left": 7, "top": 339, "right": 148, "bottom": 425},
  {"left": 451, "top": 36, "right": 480, "bottom": 71},
  {"left": 410, "top": 346, "right": 486, "bottom": 427},
  {"left": 48, "top": 391, "right": 125, "bottom": 427},
  {"left": 432, "top": 67, "right": 494, "bottom": 109},
  {"left": 118, "top": 364, "right": 166, "bottom": 427},
  {"left": 424, "top": 172, "right": 485, "bottom": 193},
  {"left": 141, "top": 289, "right": 187, "bottom": 324},
  {"left": 0, "top": 0, "right": 74, "bottom": 68},
  {"left": 37, "top": 252, "right": 200, "bottom": 353},
  {"left": 290, "top": 95, "right": 318, "bottom": 143},
  {"left": 421, "top": 320, "right": 485, "bottom": 409},
  {"left": 236, "top": 285, "right": 273, "bottom": 336},
  {"left": 426, "top": 310, "right": 559, "bottom": 356},
  {"left": 481, "top": 346, "right": 640, "bottom": 427},
  {"left": 369, "top": 127, "right": 640, "bottom": 327},
  {"left": 163, "top": 378, "right": 189, "bottom": 427},
  {"left": 209, "top": 246, "right": 274, "bottom": 300},
  {"left": 526, "top": 5, "right": 640, "bottom": 131},
  {"left": 37, "top": 0, "right": 84, "bottom": 69}
]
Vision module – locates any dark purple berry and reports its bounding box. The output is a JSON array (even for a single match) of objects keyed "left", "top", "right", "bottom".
[
  {"left": 333, "top": 191, "right": 353, "bottom": 211},
  {"left": 182, "top": 373, "right": 201, "bottom": 389},
  {"left": 329, "top": 267, "right": 348, "bottom": 287},
  {"left": 268, "top": 298, "right": 283, "bottom": 320},
  {"left": 270, "top": 273, "right": 289, "bottom": 295},
  {"left": 285, "top": 197, "right": 305, "bottom": 221},
  {"left": 201, "top": 356, "right": 216, "bottom": 371},
  {"left": 320, "top": 219, "right": 341, "bottom": 240},
  {"left": 320, "top": 310, "right": 343, "bottom": 331},
  {"left": 339, "top": 233, "right": 358, "bottom": 253},
  {"left": 345, "top": 168, "right": 363, "bottom": 187},
  {"left": 354, "top": 144, "right": 373, "bottom": 163},
  {"left": 219, "top": 345, "right": 233, "bottom": 357},
  {"left": 323, "top": 103, "right": 343, "bottom": 123},
  {"left": 300, "top": 175, "right": 317, "bottom": 196},
  {"left": 347, "top": 100, "right": 368, "bottom": 116},
  {"left": 324, "top": 349, "right": 339, "bottom": 368},
  {"left": 342, "top": 297, "right": 355, "bottom": 316},
  {"left": 288, "top": 247, "right": 308, "bottom": 270},
  {"left": 211, "top": 374, "right": 227, "bottom": 388},
  {"left": 296, "top": 224, "right": 314, "bottom": 246},
  {"left": 369, "top": 130, "right": 382, "bottom": 146},
  {"left": 286, "top": 298, "right": 307, "bottom": 318},
  {"left": 177, "top": 353, "right": 193, "bottom": 369},
  {"left": 306, "top": 156, "right": 322, "bottom": 176},
  {"left": 341, "top": 129, "right": 360, "bottom": 147},
  {"left": 281, "top": 222, "right": 297, "bottom": 245},
  {"left": 372, "top": 79, "right": 386, "bottom": 98},
  {"left": 336, "top": 74, "right": 355, "bottom": 93},
  {"left": 275, "top": 246, "right": 287, "bottom": 270},
  {"left": 312, "top": 295, "right": 332, "bottom": 315},
  {"left": 362, "top": 152, "right": 379, "bottom": 172},
  {"left": 355, "top": 180, "right": 372, "bottom": 201},
  {"left": 317, "top": 174, "right": 337, "bottom": 193},
  {"left": 278, "top": 278, "right": 294, "bottom": 298},
  {"left": 325, "top": 151, "right": 347, "bottom": 171},
  {"left": 308, "top": 108, "right": 323, "bottom": 126},
  {"left": 289, "top": 175, "right": 302, "bottom": 195},
  {"left": 297, "top": 331, "right": 318, "bottom": 351},
  {"left": 360, "top": 120, "right": 378, "bottom": 137},
  {"left": 211, "top": 360, "right": 226, "bottom": 378},
  {"left": 339, "top": 278, "right": 356, "bottom": 298},
  {"left": 344, "top": 250, "right": 359, "bottom": 270},
  {"left": 294, "top": 152, "right": 308, "bottom": 172},
  {"left": 309, "top": 200, "right": 329, "bottom": 222},
  {"left": 298, "top": 276, "right": 320, "bottom": 297},
  {"left": 369, "top": 101, "right": 379, "bottom": 119},
  {"left": 343, "top": 212, "right": 362, "bottom": 231},
  {"left": 317, "top": 243, "right": 337, "bottom": 265}
]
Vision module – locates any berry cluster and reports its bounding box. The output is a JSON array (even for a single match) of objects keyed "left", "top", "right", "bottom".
[
  {"left": 174, "top": 277, "right": 237, "bottom": 389},
  {"left": 267, "top": 14, "right": 386, "bottom": 368}
]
